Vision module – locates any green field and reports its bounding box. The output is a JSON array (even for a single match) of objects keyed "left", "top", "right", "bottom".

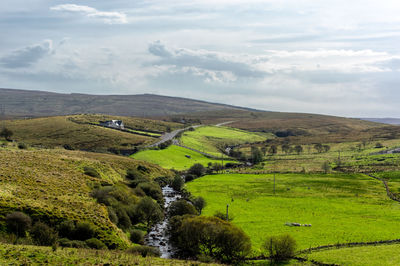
[
  {"left": 131, "top": 145, "right": 234, "bottom": 170},
  {"left": 304, "top": 244, "right": 400, "bottom": 265},
  {"left": 181, "top": 126, "right": 271, "bottom": 157},
  {"left": 186, "top": 173, "right": 400, "bottom": 253}
]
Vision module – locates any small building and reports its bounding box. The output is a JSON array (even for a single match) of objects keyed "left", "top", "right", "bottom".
[{"left": 100, "top": 120, "right": 125, "bottom": 129}]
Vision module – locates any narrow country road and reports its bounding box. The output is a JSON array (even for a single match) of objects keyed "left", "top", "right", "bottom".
[{"left": 146, "top": 125, "right": 201, "bottom": 148}]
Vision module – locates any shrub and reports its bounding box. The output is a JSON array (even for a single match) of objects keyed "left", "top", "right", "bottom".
[
  {"left": 0, "top": 128, "right": 13, "bottom": 141},
  {"left": 85, "top": 238, "right": 107, "bottom": 249},
  {"left": 74, "top": 222, "right": 95, "bottom": 241},
  {"left": 126, "top": 169, "right": 143, "bottom": 181},
  {"left": 168, "top": 200, "right": 198, "bottom": 217},
  {"left": 264, "top": 234, "right": 297, "bottom": 261},
  {"left": 137, "top": 182, "right": 163, "bottom": 202},
  {"left": 184, "top": 174, "right": 195, "bottom": 182},
  {"left": 17, "top": 143, "right": 27, "bottom": 149},
  {"left": 58, "top": 220, "right": 75, "bottom": 239},
  {"left": 130, "top": 229, "right": 144, "bottom": 244},
  {"left": 5, "top": 211, "right": 32, "bottom": 238},
  {"left": 127, "top": 246, "right": 161, "bottom": 257},
  {"left": 30, "top": 222, "right": 58, "bottom": 246},
  {"left": 83, "top": 166, "right": 100, "bottom": 178},
  {"left": 59, "top": 238, "right": 88, "bottom": 248},
  {"left": 136, "top": 197, "right": 164, "bottom": 232},
  {"left": 63, "top": 144, "right": 74, "bottom": 150},
  {"left": 214, "top": 210, "right": 234, "bottom": 221},
  {"left": 375, "top": 142, "right": 384, "bottom": 148}
]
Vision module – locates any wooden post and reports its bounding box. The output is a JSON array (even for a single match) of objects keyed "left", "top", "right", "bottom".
[
  {"left": 226, "top": 204, "right": 229, "bottom": 221},
  {"left": 273, "top": 172, "right": 276, "bottom": 195}
]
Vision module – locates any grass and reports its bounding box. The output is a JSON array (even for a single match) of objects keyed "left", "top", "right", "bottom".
[
  {"left": 186, "top": 173, "right": 400, "bottom": 254},
  {"left": 237, "top": 138, "right": 400, "bottom": 173},
  {"left": 131, "top": 145, "right": 235, "bottom": 170},
  {"left": 0, "top": 146, "right": 172, "bottom": 248},
  {"left": 3, "top": 115, "right": 154, "bottom": 152},
  {"left": 180, "top": 126, "right": 272, "bottom": 157},
  {"left": 303, "top": 243, "right": 400, "bottom": 265},
  {"left": 0, "top": 243, "right": 215, "bottom": 265}
]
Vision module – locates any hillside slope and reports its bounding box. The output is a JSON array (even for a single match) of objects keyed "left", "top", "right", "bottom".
[
  {"left": 0, "top": 146, "right": 172, "bottom": 248},
  {"left": 0, "top": 88, "right": 250, "bottom": 118}
]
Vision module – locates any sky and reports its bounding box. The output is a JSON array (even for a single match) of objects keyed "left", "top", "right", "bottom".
[{"left": 0, "top": 0, "right": 400, "bottom": 117}]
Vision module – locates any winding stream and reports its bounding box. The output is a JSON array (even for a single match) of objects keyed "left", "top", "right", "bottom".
[{"left": 145, "top": 185, "right": 181, "bottom": 258}]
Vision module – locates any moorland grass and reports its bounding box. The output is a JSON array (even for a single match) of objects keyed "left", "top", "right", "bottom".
[
  {"left": 131, "top": 145, "right": 235, "bottom": 170},
  {"left": 180, "top": 126, "right": 271, "bottom": 157},
  {"left": 0, "top": 243, "right": 215, "bottom": 265},
  {"left": 186, "top": 173, "right": 400, "bottom": 253},
  {"left": 0, "top": 147, "right": 172, "bottom": 248}
]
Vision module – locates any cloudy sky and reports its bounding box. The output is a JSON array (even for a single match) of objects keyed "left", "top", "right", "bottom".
[{"left": 1, "top": 0, "right": 400, "bottom": 117}]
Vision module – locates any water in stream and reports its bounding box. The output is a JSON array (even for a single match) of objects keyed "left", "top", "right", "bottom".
[{"left": 145, "top": 185, "right": 181, "bottom": 258}]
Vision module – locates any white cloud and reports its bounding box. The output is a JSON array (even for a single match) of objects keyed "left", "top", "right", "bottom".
[{"left": 50, "top": 4, "right": 127, "bottom": 24}]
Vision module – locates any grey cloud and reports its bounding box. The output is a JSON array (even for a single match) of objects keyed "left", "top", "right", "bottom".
[
  {"left": 376, "top": 58, "right": 400, "bottom": 71},
  {"left": 148, "top": 41, "right": 265, "bottom": 78},
  {"left": 0, "top": 40, "right": 52, "bottom": 68}
]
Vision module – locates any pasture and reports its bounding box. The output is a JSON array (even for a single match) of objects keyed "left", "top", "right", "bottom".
[
  {"left": 186, "top": 173, "right": 400, "bottom": 253},
  {"left": 304, "top": 244, "right": 400, "bottom": 266},
  {"left": 180, "top": 126, "right": 271, "bottom": 157},
  {"left": 131, "top": 145, "right": 234, "bottom": 170}
]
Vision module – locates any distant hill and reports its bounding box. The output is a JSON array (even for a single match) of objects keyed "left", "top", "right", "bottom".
[
  {"left": 0, "top": 88, "right": 252, "bottom": 118},
  {"left": 360, "top": 118, "right": 400, "bottom": 125}
]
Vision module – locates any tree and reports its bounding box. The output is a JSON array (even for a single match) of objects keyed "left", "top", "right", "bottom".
[
  {"left": 188, "top": 163, "right": 206, "bottom": 177},
  {"left": 168, "top": 199, "right": 198, "bottom": 217},
  {"left": 192, "top": 196, "right": 206, "bottom": 214},
  {"left": 294, "top": 145, "right": 303, "bottom": 155},
  {"left": 323, "top": 145, "right": 330, "bottom": 153},
  {"left": 171, "top": 175, "right": 184, "bottom": 191},
  {"left": 250, "top": 146, "right": 263, "bottom": 164},
  {"left": 322, "top": 161, "right": 331, "bottom": 173},
  {"left": 0, "top": 128, "right": 13, "bottom": 141},
  {"left": 136, "top": 197, "right": 164, "bottom": 232},
  {"left": 314, "top": 143, "right": 323, "bottom": 153},
  {"left": 6, "top": 211, "right": 31, "bottom": 238},
  {"left": 264, "top": 234, "right": 297, "bottom": 262},
  {"left": 170, "top": 216, "right": 251, "bottom": 262},
  {"left": 268, "top": 145, "right": 277, "bottom": 155},
  {"left": 281, "top": 144, "right": 290, "bottom": 154}
]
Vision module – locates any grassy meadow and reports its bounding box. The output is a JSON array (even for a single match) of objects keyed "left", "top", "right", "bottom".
[
  {"left": 132, "top": 145, "right": 234, "bottom": 170},
  {"left": 303, "top": 244, "right": 400, "bottom": 266},
  {"left": 180, "top": 126, "right": 271, "bottom": 157},
  {"left": 186, "top": 173, "right": 400, "bottom": 254}
]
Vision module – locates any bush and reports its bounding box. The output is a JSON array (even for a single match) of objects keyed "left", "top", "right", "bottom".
[
  {"left": 85, "top": 238, "right": 107, "bottom": 249},
  {"left": 74, "top": 222, "right": 95, "bottom": 241},
  {"left": 17, "top": 143, "right": 27, "bottom": 149},
  {"left": 58, "top": 220, "right": 75, "bottom": 239},
  {"left": 168, "top": 200, "right": 198, "bottom": 217},
  {"left": 214, "top": 210, "right": 234, "bottom": 221},
  {"left": 5, "top": 212, "right": 32, "bottom": 238},
  {"left": 0, "top": 128, "right": 13, "bottom": 140},
  {"left": 136, "top": 197, "right": 164, "bottom": 232},
  {"left": 30, "top": 222, "right": 58, "bottom": 246},
  {"left": 83, "top": 166, "right": 100, "bottom": 178},
  {"left": 127, "top": 246, "right": 161, "bottom": 257},
  {"left": 130, "top": 229, "right": 144, "bottom": 244},
  {"left": 184, "top": 174, "right": 195, "bottom": 182},
  {"left": 59, "top": 238, "right": 88, "bottom": 248},
  {"left": 126, "top": 169, "right": 144, "bottom": 181},
  {"left": 137, "top": 182, "right": 163, "bottom": 202},
  {"left": 264, "top": 234, "right": 297, "bottom": 261}
]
